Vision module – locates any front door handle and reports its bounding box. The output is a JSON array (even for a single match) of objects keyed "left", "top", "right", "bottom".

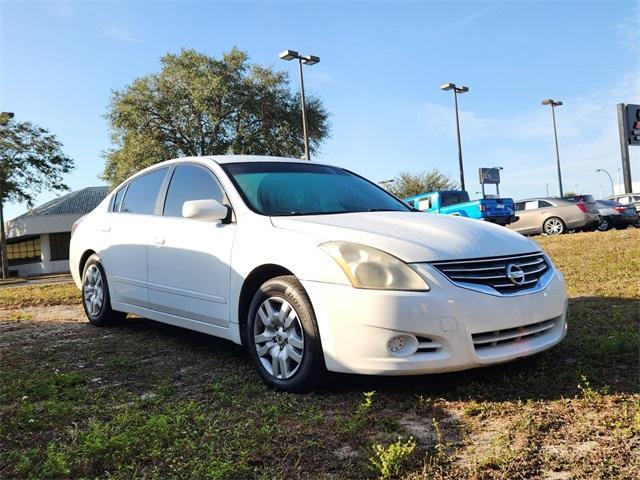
[{"left": 152, "top": 236, "right": 165, "bottom": 245}]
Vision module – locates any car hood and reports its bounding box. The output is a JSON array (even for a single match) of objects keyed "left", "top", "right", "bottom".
[{"left": 271, "top": 211, "right": 540, "bottom": 263}]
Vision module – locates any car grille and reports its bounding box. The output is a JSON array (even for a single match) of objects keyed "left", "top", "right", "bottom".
[
  {"left": 431, "top": 252, "right": 550, "bottom": 295},
  {"left": 471, "top": 318, "right": 557, "bottom": 351}
]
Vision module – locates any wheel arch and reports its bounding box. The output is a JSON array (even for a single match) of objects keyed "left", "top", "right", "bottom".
[
  {"left": 238, "top": 264, "right": 295, "bottom": 346},
  {"left": 78, "top": 249, "right": 98, "bottom": 278}
]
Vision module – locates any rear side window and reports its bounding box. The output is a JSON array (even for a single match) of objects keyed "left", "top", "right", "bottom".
[
  {"left": 163, "top": 165, "right": 225, "bottom": 217},
  {"left": 441, "top": 192, "right": 470, "bottom": 207},
  {"left": 539, "top": 200, "right": 553, "bottom": 208},
  {"left": 111, "top": 186, "right": 126, "bottom": 212},
  {"left": 120, "top": 168, "right": 168, "bottom": 215}
]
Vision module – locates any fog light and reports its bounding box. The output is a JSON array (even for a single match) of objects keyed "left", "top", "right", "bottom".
[{"left": 386, "top": 334, "right": 418, "bottom": 357}]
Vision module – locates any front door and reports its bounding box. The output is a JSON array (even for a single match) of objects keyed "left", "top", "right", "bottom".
[{"left": 147, "top": 164, "right": 236, "bottom": 326}]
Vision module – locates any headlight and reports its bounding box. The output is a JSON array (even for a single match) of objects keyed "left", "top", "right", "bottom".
[{"left": 319, "top": 241, "right": 429, "bottom": 291}]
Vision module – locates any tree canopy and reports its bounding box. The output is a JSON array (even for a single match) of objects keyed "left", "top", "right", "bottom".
[
  {"left": 386, "top": 170, "right": 458, "bottom": 199},
  {"left": 0, "top": 113, "right": 74, "bottom": 277},
  {"left": 103, "top": 48, "right": 330, "bottom": 186},
  {"left": 0, "top": 115, "right": 74, "bottom": 206}
]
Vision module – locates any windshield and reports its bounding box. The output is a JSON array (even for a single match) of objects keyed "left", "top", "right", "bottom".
[{"left": 223, "top": 162, "right": 412, "bottom": 216}]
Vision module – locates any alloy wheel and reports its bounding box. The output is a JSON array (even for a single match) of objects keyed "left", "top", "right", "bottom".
[
  {"left": 544, "top": 218, "right": 564, "bottom": 235},
  {"left": 83, "top": 264, "right": 104, "bottom": 317},
  {"left": 253, "top": 297, "right": 304, "bottom": 380},
  {"left": 597, "top": 219, "right": 609, "bottom": 231}
]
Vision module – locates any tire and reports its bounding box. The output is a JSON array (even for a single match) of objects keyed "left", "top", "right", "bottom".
[
  {"left": 543, "top": 217, "right": 565, "bottom": 235},
  {"left": 597, "top": 217, "right": 611, "bottom": 231},
  {"left": 246, "top": 275, "right": 325, "bottom": 392},
  {"left": 81, "top": 254, "right": 126, "bottom": 326}
]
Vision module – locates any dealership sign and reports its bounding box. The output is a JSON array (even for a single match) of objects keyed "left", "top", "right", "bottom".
[
  {"left": 479, "top": 167, "right": 501, "bottom": 185},
  {"left": 627, "top": 104, "right": 640, "bottom": 146}
]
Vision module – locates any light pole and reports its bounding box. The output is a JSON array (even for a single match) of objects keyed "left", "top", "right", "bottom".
[
  {"left": 441, "top": 83, "right": 469, "bottom": 190},
  {"left": 545, "top": 182, "right": 551, "bottom": 197},
  {"left": 279, "top": 50, "right": 320, "bottom": 160},
  {"left": 542, "top": 99, "right": 564, "bottom": 197},
  {"left": 596, "top": 169, "right": 614, "bottom": 196}
]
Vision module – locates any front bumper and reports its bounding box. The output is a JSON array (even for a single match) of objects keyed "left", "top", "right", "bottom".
[{"left": 302, "top": 266, "right": 568, "bottom": 375}]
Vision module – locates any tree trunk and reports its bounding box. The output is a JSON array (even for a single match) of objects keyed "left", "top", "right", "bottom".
[{"left": 0, "top": 181, "right": 9, "bottom": 279}]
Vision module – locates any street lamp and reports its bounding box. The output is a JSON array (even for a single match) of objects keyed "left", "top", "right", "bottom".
[
  {"left": 441, "top": 83, "right": 469, "bottom": 190},
  {"left": 545, "top": 182, "right": 551, "bottom": 197},
  {"left": 279, "top": 49, "right": 320, "bottom": 160},
  {"left": 541, "top": 99, "right": 564, "bottom": 197},
  {"left": 596, "top": 168, "right": 614, "bottom": 196}
]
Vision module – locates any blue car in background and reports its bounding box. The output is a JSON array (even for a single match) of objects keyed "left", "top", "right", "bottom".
[{"left": 404, "top": 190, "right": 517, "bottom": 226}]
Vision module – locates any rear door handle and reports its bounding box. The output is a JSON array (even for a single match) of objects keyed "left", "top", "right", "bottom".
[{"left": 152, "top": 236, "right": 165, "bottom": 245}]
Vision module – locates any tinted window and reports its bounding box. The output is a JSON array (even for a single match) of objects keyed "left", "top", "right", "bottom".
[
  {"left": 563, "top": 195, "right": 595, "bottom": 203},
  {"left": 120, "top": 168, "right": 168, "bottom": 215},
  {"left": 440, "top": 191, "right": 470, "bottom": 207},
  {"left": 163, "top": 165, "right": 225, "bottom": 217},
  {"left": 111, "top": 186, "right": 126, "bottom": 212},
  {"left": 539, "top": 200, "right": 553, "bottom": 208},
  {"left": 49, "top": 232, "right": 71, "bottom": 261},
  {"left": 515, "top": 202, "right": 526, "bottom": 211},
  {"left": 223, "top": 162, "right": 411, "bottom": 216}
]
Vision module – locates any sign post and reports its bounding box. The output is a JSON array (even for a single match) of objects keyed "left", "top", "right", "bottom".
[
  {"left": 479, "top": 168, "right": 501, "bottom": 198},
  {"left": 618, "top": 103, "right": 639, "bottom": 194}
]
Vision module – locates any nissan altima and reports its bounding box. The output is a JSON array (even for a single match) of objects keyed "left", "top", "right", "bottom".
[{"left": 70, "top": 156, "right": 568, "bottom": 391}]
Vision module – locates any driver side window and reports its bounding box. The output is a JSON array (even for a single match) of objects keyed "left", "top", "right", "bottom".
[{"left": 163, "top": 165, "right": 226, "bottom": 217}]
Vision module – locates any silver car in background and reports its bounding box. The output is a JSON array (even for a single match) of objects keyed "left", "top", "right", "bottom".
[{"left": 509, "top": 197, "right": 601, "bottom": 236}]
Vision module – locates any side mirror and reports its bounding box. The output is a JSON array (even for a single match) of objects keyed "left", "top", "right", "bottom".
[{"left": 182, "top": 199, "right": 230, "bottom": 222}]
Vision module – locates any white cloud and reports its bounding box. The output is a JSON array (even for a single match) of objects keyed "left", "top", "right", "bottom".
[{"left": 101, "top": 26, "right": 139, "bottom": 43}]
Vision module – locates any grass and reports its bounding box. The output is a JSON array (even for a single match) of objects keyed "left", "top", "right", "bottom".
[
  {"left": 1, "top": 229, "right": 638, "bottom": 479},
  {"left": 0, "top": 283, "right": 78, "bottom": 308}
]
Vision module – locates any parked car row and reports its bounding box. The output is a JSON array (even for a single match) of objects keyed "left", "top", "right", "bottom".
[{"left": 407, "top": 190, "right": 639, "bottom": 236}]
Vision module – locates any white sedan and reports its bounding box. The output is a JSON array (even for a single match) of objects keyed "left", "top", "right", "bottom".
[{"left": 70, "top": 156, "right": 568, "bottom": 391}]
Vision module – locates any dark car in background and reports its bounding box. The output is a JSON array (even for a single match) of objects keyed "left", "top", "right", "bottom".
[
  {"left": 608, "top": 193, "right": 640, "bottom": 228},
  {"left": 595, "top": 199, "right": 639, "bottom": 231}
]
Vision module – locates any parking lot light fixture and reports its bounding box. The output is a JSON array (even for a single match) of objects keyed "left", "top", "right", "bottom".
[
  {"left": 541, "top": 98, "right": 564, "bottom": 197},
  {"left": 279, "top": 49, "right": 320, "bottom": 160},
  {"left": 596, "top": 168, "right": 615, "bottom": 196},
  {"left": 441, "top": 83, "right": 469, "bottom": 190}
]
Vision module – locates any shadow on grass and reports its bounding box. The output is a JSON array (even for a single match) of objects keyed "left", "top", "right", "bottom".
[
  {"left": 20, "top": 295, "right": 635, "bottom": 402},
  {"left": 325, "top": 296, "right": 639, "bottom": 401}
]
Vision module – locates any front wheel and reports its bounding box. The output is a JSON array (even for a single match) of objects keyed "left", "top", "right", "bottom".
[
  {"left": 543, "top": 217, "right": 565, "bottom": 235},
  {"left": 246, "top": 275, "right": 325, "bottom": 392},
  {"left": 597, "top": 217, "right": 611, "bottom": 231},
  {"left": 82, "top": 254, "right": 126, "bottom": 326}
]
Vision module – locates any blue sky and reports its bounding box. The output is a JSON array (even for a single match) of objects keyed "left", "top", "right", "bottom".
[{"left": 2, "top": 0, "right": 639, "bottom": 219}]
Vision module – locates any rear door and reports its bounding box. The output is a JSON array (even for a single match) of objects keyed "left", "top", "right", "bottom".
[
  {"left": 100, "top": 167, "right": 169, "bottom": 308},
  {"left": 147, "top": 164, "right": 237, "bottom": 326},
  {"left": 510, "top": 200, "right": 541, "bottom": 233}
]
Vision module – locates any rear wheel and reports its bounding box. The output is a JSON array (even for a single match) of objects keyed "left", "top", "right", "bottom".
[
  {"left": 597, "top": 217, "right": 611, "bottom": 231},
  {"left": 246, "top": 275, "right": 325, "bottom": 392},
  {"left": 543, "top": 217, "right": 565, "bottom": 235},
  {"left": 82, "top": 255, "right": 126, "bottom": 326}
]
